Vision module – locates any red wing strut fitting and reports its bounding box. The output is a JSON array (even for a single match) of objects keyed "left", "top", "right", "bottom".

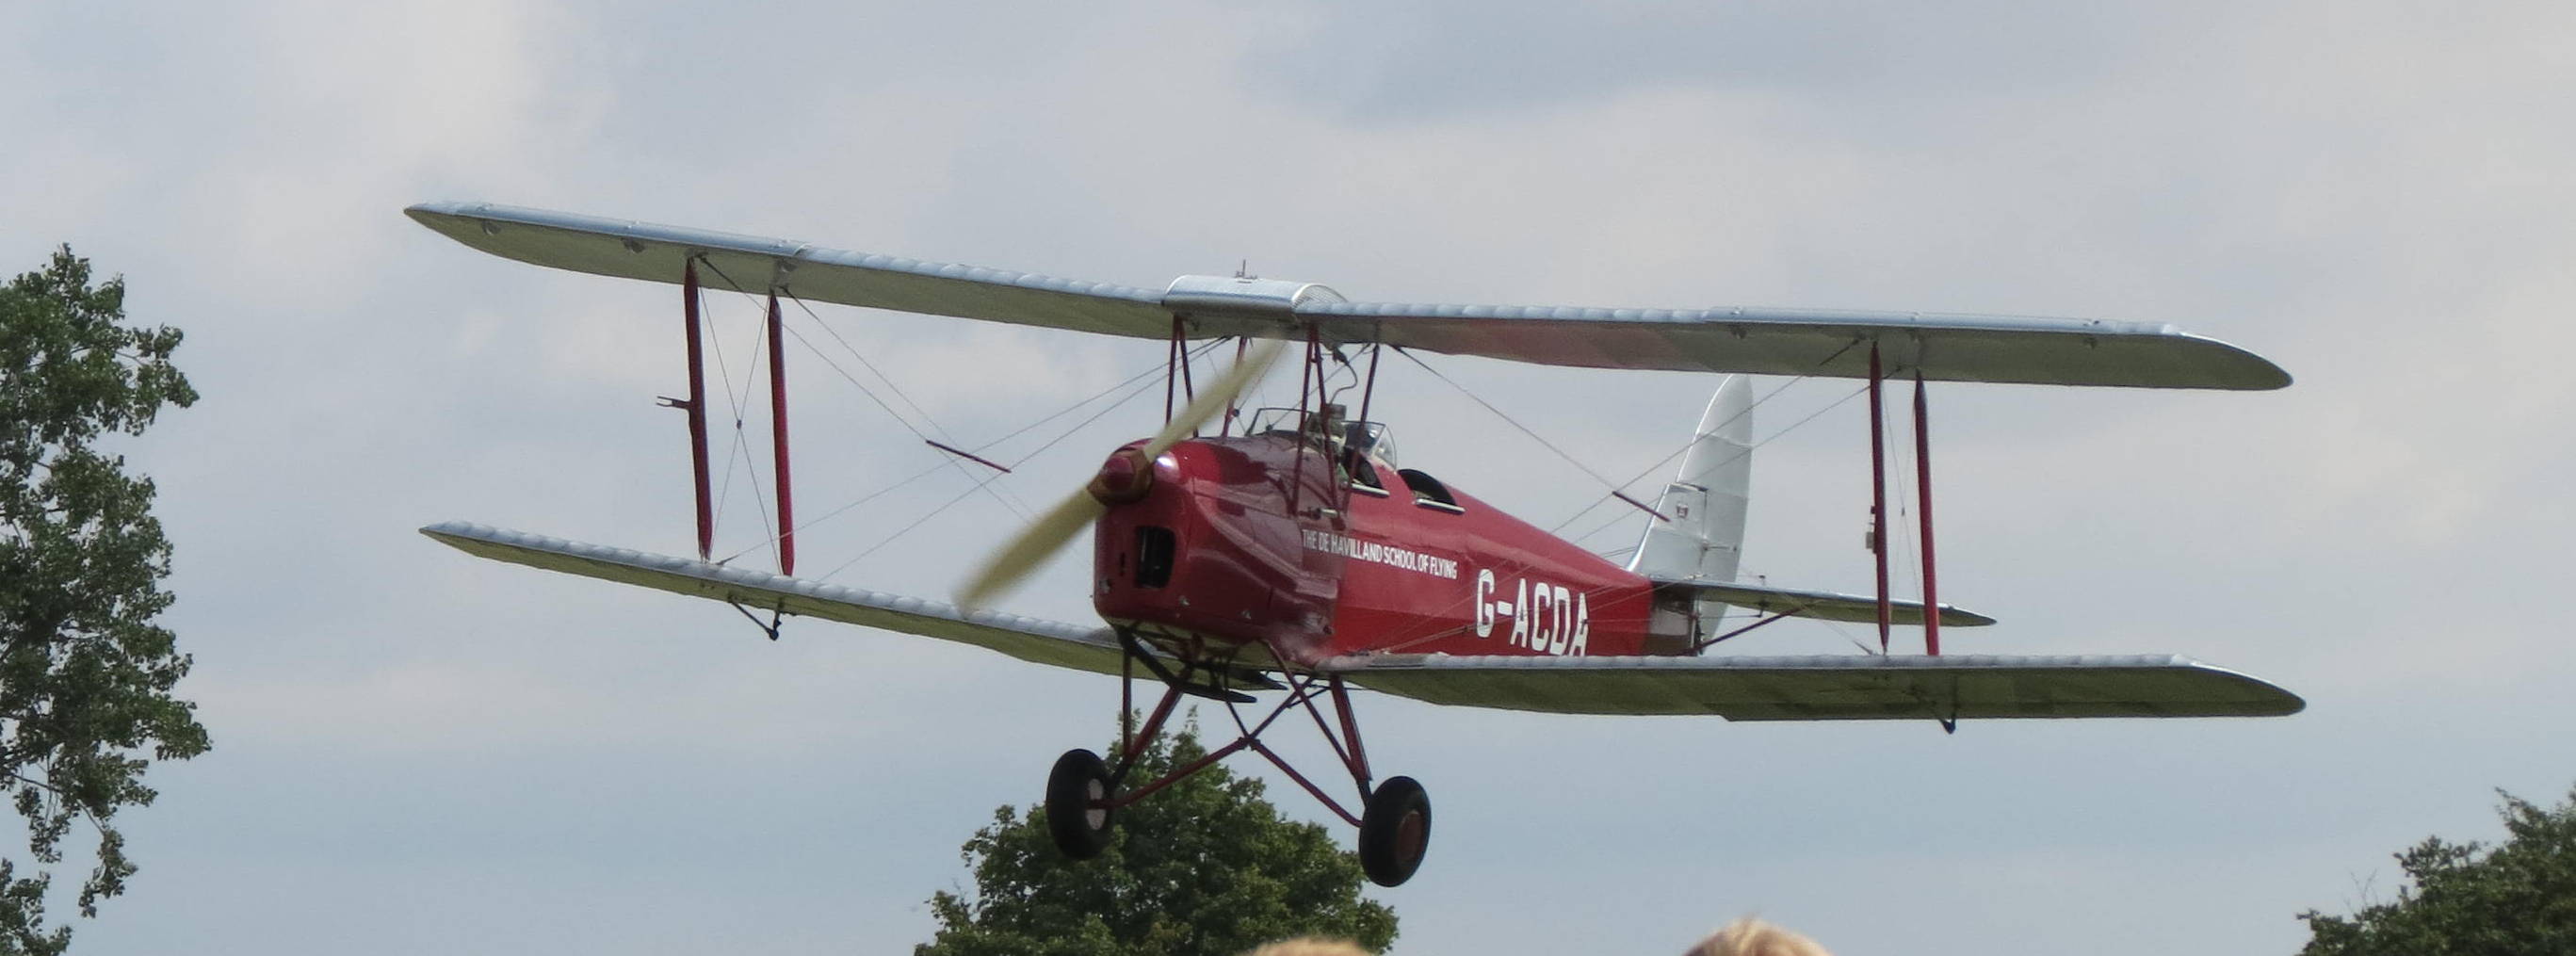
[
  {"left": 766, "top": 290, "right": 796, "bottom": 576},
  {"left": 1867, "top": 342, "right": 1891, "bottom": 654},
  {"left": 1913, "top": 370, "right": 1939, "bottom": 656},
  {"left": 1223, "top": 337, "right": 1248, "bottom": 435},
  {"left": 1175, "top": 316, "right": 1198, "bottom": 418},
  {"left": 678, "top": 259, "right": 715, "bottom": 560}
]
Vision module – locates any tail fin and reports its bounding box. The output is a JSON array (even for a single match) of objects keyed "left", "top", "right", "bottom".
[{"left": 1628, "top": 377, "right": 1753, "bottom": 635}]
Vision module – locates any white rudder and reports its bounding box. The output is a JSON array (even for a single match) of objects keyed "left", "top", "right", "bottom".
[{"left": 1627, "top": 376, "right": 1753, "bottom": 640}]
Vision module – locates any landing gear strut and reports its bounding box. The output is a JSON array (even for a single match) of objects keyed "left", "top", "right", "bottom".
[{"left": 1043, "top": 640, "right": 1431, "bottom": 886}]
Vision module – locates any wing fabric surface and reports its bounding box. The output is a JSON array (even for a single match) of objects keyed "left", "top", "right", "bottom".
[
  {"left": 405, "top": 203, "right": 1175, "bottom": 339},
  {"left": 407, "top": 202, "right": 2288, "bottom": 390},
  {"left": 420, "top": 521, "right": 1132, "bottom": 675},
  {"left": 1655, "top": 578, "right": 1998, "bottom": 627},
  {"left": 1321, "top": 653, "right": 2304, "bottom": 720},
  {"left": 1292, "top": 301, "right": 2287, "bottom": 390}
]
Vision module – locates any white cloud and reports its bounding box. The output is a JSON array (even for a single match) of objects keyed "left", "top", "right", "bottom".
[{"left": 13, "top": 2, "right": 2576, "bottom": 954}]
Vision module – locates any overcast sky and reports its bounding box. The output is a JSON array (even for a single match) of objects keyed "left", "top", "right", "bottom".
[{"left": 8, "top": 2, "right": 2575, "bottom": 953}]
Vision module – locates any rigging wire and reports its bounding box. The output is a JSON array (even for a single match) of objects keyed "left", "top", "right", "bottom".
[
  {"left": 1533, "top": 336, "right": 1871, "bottom": 540},
  {"left": 1885, "top": 386, "right": 1927, "bottom": 637},
  {"left": 687, "top": 261, "right": 791, "bottom": 555},
  {"left": 693, "top": 258, "right": 1033, "bottom": 526},
  {"left": 785, "top": 293, "right": 959, "bottom": 444},
  {"left": 773, "top": 321, "right": 1032, "bottom": 522},
  {"left": 1392, "top": 348, "right": 1640, "bottom": 497},
  {"left": 712, "top": 340, "right": 1212, "bottom": 567},
  {"left": 1545, "top": 374, "right": 1815, "bottom": 537},
  {"left": 779, "top": 291, "right": 1038, "bottom": 517},
  {"left": 684, "top": 271, "right": 781, "bottom": 554},
  {"left": 815, "top": 357, "right": 1187, "bottom": 581},
  {"left": 1556, "top": 381, "right": 1872, "bottom": 553}
]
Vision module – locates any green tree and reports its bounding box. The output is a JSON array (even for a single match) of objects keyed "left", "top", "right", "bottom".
[
  {"left": 2298, "top": 784, "right": 2576, "bottom": 955},
  {"left": 0, "top": 248, "right": 207, "bottom": 955},
  {"left": 917, "top": 722, "right": 1397, "bottom": 956}
]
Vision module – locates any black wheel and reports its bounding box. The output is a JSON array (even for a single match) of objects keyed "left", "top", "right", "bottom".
[
  {"left": 1357, "top": 775, "right": 1431, "bottom": 886},
  {"left": 1045, "top": 748, "right": 1115, "bottom": 860}
]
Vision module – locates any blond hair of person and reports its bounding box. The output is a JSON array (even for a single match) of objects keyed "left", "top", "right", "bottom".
[
  {"left": 1241, "top": 937, "right": 1375, "bottom": 956},
  {"left": 1685, "top": 917, "right": 1833, "bottom": 956}
]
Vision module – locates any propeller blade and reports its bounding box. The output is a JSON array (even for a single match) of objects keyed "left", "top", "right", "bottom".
[
  {"left": 1142, "top": 339, "right": 1285, "bottom": 458},
  {"left": 956, "top": 487, "right": 1109, "bottom": 611},
  {"left": 953, "top": 338, "right": 1285, "bottom": 610}
]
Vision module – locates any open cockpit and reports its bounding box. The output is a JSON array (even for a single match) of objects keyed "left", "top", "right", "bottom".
[{"left": 1239, "top": 406, "right": 1462, "bottom": 512}]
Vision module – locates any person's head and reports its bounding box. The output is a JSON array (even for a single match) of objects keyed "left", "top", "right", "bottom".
[
  {"left": 1241, "top": 938, "right": 1374, "bottom": 956},
  {"left": 1685, "top": 917, "right": 1833, "bottom": 956}
]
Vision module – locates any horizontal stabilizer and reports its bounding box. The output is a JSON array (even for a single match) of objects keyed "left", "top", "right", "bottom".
[
  {"left": 420, "top": 522, "right": 1142, "bottom": 677},
  {"left": 408, "top": 203, "right": 2288, "bottom": 390},
  {"left": 1322, "top": 653, "right": 2303, "bottom": 720},
  {"left": 1652, "top": 578, "right": 1996, "bottom": 627}
]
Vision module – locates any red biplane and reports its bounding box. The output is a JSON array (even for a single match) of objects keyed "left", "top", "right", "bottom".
[{"left": 408, "top": 202, "right": 2301, "bottom": 887}]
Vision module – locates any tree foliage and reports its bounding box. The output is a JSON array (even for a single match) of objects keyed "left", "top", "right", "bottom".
[
  {"left": 2298, "top": 784, "right": 2576, "bottom": 955},
  {"left": 917, "top": 723, "right": 1397, "bottom": 956},
  {"left": 0, "top": 248, "right": 207, "bottom": 955}
]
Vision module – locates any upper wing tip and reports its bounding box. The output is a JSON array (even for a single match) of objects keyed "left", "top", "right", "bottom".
[
  {"left": 2180, "top": 332, "right": 2293, "bottom": 390},
  {"left": 403, "top": 200, "right": 474, "bottom": 223},
  {"left": 418, "top": 520, "right": 500, "bottom": 549}
]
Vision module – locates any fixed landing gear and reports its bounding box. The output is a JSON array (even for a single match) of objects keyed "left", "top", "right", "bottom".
[
  {"left": 1357, "top": 776, "right": 1432, "bottom": 887},
  {"left": 1045, "top": 645, "right": 1434, "bottom": 886},
  {"left": 1039, "top": 748, "right": 1434, "bottom": 887},
  {"left": 1045, "top": 749, "right": 1115, "bottom": 859}
]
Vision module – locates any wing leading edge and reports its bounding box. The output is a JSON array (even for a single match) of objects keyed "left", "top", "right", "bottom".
[
  {"left": 420, "top": 521, "right": 1134, "bottom": 675},
  {"left": 420, "top": 523, "right": 2301, "bottom": 721},
  {"left": 1320, "top": 652, "right": 2304, "bottom": 720},
  {"left": 407, "top": 202, "right": 2288, "bottom": 390}
]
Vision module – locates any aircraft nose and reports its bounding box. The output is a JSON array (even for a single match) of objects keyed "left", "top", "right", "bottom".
[{"left": 1085, "top": 447, "right": 1155, "bottom": 506}]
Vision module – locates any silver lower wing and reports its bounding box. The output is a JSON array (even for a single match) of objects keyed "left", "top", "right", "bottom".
[
  {"left": 1320, "top": 653, "right": 2303, "bottom": 720},
  {"left": 421, "top": 522, "right": 1131, "bottom": 675}
]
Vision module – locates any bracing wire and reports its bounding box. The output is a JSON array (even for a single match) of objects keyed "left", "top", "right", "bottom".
[
  {"left": 1393, "top": 348, "right": 1641, "bottom": 497},
  {"left": 772, "top": 321, "right": 1033, "bottom": 522},
  {"left": 1552, "top": 379, "right": 1867, "bottom": 545},
  {"left": 684, "top": 270, "right": 780, "bottom": 552},
  {"left": 815, "top": 353, "right": 1195, "bottom": 581},
  {"left": 712, "top": 339, "right": 1210, "bottom": 567},
  {"left": 780, "top": 291, "right": 1039, "bottom": 518},
  {"left": 693, "top": 259, "right": 1033, "bottom": 528}
]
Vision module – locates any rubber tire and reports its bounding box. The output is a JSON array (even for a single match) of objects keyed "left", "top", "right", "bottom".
[
  {"left": 1045, "top": 749, "right": 1115, "bottom": 860},
  {"left": 1357, "top": 775, "right": 1432, "bottom": 887}
]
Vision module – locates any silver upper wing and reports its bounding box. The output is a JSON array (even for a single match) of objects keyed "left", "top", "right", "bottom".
[
  {"left": 1320, "top": 652, "right": 2304, "bottom": 720},
  {"left": 1296, "top": 300, "right": 2287, "bottom": 390},
  {"left": 405, "top": 203, "right": 1175, "bottom": 339},
  {"left": 408, "top": 203, "right": 2289, "bottom": 390}
]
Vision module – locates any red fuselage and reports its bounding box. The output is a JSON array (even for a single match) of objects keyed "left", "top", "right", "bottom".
[{"left": 1092, "top": 433, "right": 1668, "bottom": 666}]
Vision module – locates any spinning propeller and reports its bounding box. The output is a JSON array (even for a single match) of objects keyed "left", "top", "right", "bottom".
[{"left": 956, "top": 339, "right": 1285, "bottom": 610}]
